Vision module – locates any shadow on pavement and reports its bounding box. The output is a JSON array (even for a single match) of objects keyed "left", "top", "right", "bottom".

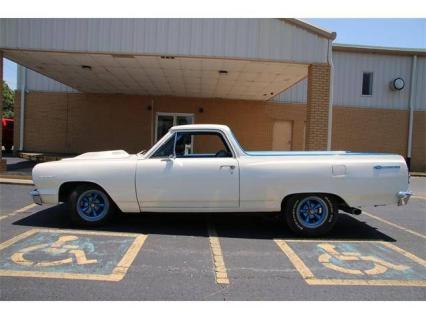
[
  {"left": 13, "top": 204, "right": 396, "bottom": 242},
  {"left": 2, "top": 155, "right": 36, "bottom": 176}
]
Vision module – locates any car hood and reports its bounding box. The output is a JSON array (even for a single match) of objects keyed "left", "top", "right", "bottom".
[{"left": 62, "top": 150, "right": 131, "bottom": 161}]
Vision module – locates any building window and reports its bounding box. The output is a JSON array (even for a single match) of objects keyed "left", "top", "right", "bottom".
[
  {"left": 155, "top": 113, "right": 194, "bottom": 142},
  {"left": 362, "top": 72, "right": 373, "bottom": 96}
]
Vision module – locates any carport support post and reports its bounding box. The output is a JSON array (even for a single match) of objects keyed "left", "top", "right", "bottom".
[
  {"left": 305, "top": 64, "right": 332, "bottom": 151},
  {"left": 0, "top": 51, "right": 7, "bottom": 172}
]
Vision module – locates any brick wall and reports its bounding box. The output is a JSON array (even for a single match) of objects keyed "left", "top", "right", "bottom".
[
  {"left": 14, "top": 92, "right": 307, "bottom": 155},
  {"left": 412, "top": 110, "right": 426, "bottom": 172},
  {"left": 332, "top": 106, "right": 426, "bottom": 172},
  {"left": 305, "top": 64, "right": 331, "bottom": 150},
  {"left": 14, "top": 91, "right": 426, "bottom": 172},
  {"left": 0, "top": 51, "right": 6, "bottom": 171}
]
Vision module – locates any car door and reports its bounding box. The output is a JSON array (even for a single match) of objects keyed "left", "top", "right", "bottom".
[{"left": 136, "top": 130, "right": 239, "bottom": 209}]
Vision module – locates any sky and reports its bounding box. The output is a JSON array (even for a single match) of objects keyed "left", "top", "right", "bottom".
[
  {"left": 2, "top": 19, "right": 426, "bottom": 90},
  {"left": 306, "top": 18, "right": 426, "bottom": 49}
]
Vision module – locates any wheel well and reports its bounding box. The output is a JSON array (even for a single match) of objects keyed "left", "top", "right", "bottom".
[
  {"left": 281, "top": 193, "right": 349, "bottom": 211},
  {"left": 58, "top": 181, "right": 108, "bottom": 203}
]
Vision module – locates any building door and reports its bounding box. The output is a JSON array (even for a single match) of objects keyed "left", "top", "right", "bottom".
[
  {"left": 272, "top": 120, "right": 293, "bottom": 151},
  {"left": 155, "top": 113, "right": 194, "bottom": 142}
]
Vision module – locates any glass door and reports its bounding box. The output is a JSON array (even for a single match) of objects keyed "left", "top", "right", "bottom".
[{"left": 155, "top": 113, "right": 194, "bottom": 142}]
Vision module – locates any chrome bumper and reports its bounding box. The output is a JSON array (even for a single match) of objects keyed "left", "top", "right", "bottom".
[
  {"left": 30, "top": 189, "right": 42, "bottom": 205},
  {"left": 397, "top": 191, "right": 412, "bottom": 206}
]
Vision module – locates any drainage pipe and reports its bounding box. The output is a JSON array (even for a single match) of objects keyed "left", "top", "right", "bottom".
[
  {"left": 407, "top": 55, "right": 417, "bottom": 171},
  {"left": 19, "top": 65, "right": 27, "bottom": 151},
  {"left": 326, "top": 39, "right": 334, "bottom": 151}
]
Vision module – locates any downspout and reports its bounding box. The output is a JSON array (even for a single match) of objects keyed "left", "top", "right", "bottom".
[
  {"left": 151, "top": 98, "right": 155, "bottom": 146},
  {"left": 19, "top": 65, "right": 27, "bottom": 151},
  {"left": 326, "top": 39, "right": 334, "bottom": 151},
  {"left": 407, "top": 55, "right": 417, "bottom": 171}
]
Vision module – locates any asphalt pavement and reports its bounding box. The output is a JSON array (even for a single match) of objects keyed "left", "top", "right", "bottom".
[{"left": 0, "top": 178, "right": 425, "bottom": 300}]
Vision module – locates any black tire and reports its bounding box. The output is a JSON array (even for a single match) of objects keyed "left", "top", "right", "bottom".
[
  {"left": 68, "top": 184, "right": 116, "bottom": 226},
  {"left": 284, "top": 194, "right": 338, "bottom": 237}
]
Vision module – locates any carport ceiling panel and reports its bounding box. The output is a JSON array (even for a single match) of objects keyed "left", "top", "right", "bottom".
[{"left": 5, "top": 50, "right": 308, "bottom": 100}]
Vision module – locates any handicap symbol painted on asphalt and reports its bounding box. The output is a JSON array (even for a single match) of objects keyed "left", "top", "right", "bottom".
[
  {"left": 275, "top": 239, "right": 426, "bottom": 286},
  {"left": 0, "top": 229, "right": 148, "bottom": 281},
  {"left": 317, "top": 243, "right": 409, "bottom": 276},
  {"left": 11, "top": 235, "right": 98, "bottom": 267}
]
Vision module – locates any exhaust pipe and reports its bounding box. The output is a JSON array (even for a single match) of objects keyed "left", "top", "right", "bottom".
[{"left": 340, "top": 206, "right": 362, "bottom": 215}]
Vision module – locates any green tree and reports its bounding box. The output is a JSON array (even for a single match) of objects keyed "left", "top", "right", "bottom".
[{"left": 2, "top": 80, "right": 15, "bottom": 118}]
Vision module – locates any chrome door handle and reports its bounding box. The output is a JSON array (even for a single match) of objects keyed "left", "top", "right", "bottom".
[{"left": 220, "top": 165, "right": 235, "bottom": 170}]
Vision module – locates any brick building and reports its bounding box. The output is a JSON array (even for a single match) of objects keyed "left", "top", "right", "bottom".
[{"left": 0, "top": 19, "right": 425, "bottom": 171}]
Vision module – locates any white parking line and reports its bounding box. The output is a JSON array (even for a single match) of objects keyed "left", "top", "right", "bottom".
[
  {"left": 412, "top": 195, "right": 426, "bottom": 200},
  {"left": 15, "top": 203, "right": 38, "bottom": 213},
  {"left": 363, "top": 211, "right": 426, "bottom": 240},
  {"left": 0, "top": 203, "right": 38, "bottom": 222}
]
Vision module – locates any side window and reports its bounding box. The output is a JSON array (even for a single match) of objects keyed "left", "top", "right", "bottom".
[
  {"left": 151, "top": 134, "right": 175, "bottom": 158},
  {"left": 362, "top": 72, "right": 373, "bottom": 96},
  {"left": 175, "top": 132, "right": 232, "bottom": 158}
]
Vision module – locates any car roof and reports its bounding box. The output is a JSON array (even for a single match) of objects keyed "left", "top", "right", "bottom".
[{"left": 170, "top": 124, "right": 231, "bottom": 132}]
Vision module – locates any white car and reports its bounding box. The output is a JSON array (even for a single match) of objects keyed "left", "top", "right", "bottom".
[{"left": 31, "top": 124, "right": 411, "bottom": 236}]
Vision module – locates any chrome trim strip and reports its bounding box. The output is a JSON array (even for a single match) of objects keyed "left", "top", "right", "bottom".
[{"left": 374, "top": 165, "right": 401, "bottom": 170}]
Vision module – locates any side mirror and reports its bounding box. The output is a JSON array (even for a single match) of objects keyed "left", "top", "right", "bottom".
[{"left": 161, "top": 154, "right": 176, "bottom": 162}]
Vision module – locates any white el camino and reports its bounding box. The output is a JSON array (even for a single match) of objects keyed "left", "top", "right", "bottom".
[{"left": 31, "top": 124, "right": 412, "bottom": 236}]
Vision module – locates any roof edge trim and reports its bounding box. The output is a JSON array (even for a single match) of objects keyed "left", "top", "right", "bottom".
[
  {"left": 333, "top": 43, "right": 426, "bottom": 57},
  {"left": 281, "top": 18, "right": 337, "bottom": 40}
]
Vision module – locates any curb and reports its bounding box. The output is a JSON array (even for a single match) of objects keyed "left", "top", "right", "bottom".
[
  {"left": 410, "top": 173, "right": 426, "bottom": 177},
  {"left": 0, "top": 178, "right": 34, "bottom": 185},
  {"left": 0, "top": 174, "right": 33, "bottom": 180}
]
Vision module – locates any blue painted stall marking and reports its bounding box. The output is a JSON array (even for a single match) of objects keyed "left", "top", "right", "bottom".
[
  {"left": 0, "top": 229, "right": 147, "bottom": 281},
  {"left": 275, "top": 239, "right": 426, "bottom": 286}
]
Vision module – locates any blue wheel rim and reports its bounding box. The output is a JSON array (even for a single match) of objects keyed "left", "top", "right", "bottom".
[
  {"left": 77, "top": 190, "right": 109, "bottom": 222},
  {"left": 296, "top": 196, "right": 328, "bottom": 229}
]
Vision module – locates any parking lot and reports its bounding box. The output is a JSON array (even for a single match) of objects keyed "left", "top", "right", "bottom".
[{"left": 0, "top": 178, "right": 425, "bottom": 300}]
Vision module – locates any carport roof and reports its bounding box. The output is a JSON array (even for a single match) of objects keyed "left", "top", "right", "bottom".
[
  {"left": 5, "top": 49, "right": 308, "bottom": 101},
  {"left": 1, "top": 18, "right": 333, "bottom": 100}
]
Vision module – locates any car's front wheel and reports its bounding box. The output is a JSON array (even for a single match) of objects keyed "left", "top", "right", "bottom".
[
  {"left": 68, "top": 185, "right": 115, "bottom": 226},
  {"left": 284, "top": 194, "right": 338, "bottom": 237}
]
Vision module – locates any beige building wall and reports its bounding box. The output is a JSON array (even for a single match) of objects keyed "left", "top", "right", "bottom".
[
  {"left": 332, "top": 106, "right": 426, "bottom": 172},
  {"left": 14, "top": 92, "right": 307, "bottom": 155},
  {"left": 14, "top": 92, "right": 425, "bottom": 172},
  {"left": 0, "top": 51, "right": 6, "bottom": 172}
]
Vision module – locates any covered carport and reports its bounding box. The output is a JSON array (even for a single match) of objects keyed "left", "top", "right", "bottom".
[{"left": 0, "top": 18, "right": 336, "bottom": 170}]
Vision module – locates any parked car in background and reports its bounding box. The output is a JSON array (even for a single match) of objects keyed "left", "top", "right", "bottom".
[
  {"left": 31, "top": 124, "right": 411, "bottom": 236},
  {"left": 1, "top": 118, "right": 14, "bottom": 152}
]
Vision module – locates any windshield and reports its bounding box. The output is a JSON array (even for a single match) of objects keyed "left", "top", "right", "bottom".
[{"left": 138, "top": 131, "right": 173, "bottom": 156}]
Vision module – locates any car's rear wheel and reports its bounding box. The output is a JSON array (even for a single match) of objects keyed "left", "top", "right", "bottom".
[
  {"left": 68, "top": 184, "right": 115, "bottom": 226},
  {"left": 284, "top": 194, "right": 338, "bottom": 237}
]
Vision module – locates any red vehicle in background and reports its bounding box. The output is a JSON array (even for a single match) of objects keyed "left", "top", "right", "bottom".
[{"left": 2, "top": 118, "right": 14, "bottom": 152}]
